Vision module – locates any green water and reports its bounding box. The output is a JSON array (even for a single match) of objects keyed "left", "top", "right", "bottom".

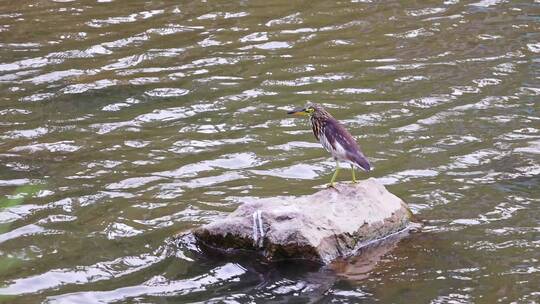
[{"left": 0, "top": 0, "right": 539, "bottom": 303}]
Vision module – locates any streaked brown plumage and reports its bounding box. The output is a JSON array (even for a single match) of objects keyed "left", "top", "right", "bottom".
[{"left": 288, "top": 103, "right": 370, "bottom": 186}]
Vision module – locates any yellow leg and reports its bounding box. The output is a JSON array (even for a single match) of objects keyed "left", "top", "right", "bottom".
[
  {"left": 351, "top": 164, "right": 357, "bottom": 183},
  {"left": 330, "top": 160, "right": 340, "bottom": 187}
]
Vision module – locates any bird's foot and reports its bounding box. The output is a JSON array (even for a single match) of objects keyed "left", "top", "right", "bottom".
[{"left": 327, "top": 183, "right": 339, "bottom": 191}]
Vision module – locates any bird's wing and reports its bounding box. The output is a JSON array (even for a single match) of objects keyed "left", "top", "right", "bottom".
[{"left": 324, "top": 119, "right": 371, "bottom": 171}]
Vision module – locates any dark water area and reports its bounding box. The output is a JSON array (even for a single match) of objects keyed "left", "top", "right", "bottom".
[{"left": 0, "top": 0, "right": 539, "bottom": 303}]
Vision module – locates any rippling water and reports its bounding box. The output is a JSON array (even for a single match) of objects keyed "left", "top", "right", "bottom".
[{"left": 1, "top": 0, "right": 539, "bottom": 303}]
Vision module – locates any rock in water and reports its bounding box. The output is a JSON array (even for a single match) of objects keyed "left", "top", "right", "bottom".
[{"left": 192, "top": 178, "right": 412, "bottom": 264}]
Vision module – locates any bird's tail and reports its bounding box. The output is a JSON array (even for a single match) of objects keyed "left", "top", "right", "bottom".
[{"left": 351, "top": 152, "right": 371, "bottom": 172}]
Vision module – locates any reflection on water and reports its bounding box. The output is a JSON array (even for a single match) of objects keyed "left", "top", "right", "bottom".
[
  {"left": 331, "top": 229, "right": 411, "bottom": 282},
  {"left": 0, "top": 0, "right": 539, "bottom": 303}
]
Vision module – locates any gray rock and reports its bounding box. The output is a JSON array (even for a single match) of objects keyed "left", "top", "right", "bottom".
[{"left": 193, "top": 178, "right": 412, "bottom": 264}]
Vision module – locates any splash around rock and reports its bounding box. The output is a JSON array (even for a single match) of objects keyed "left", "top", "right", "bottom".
[{"left": 191, "top": 178, "right": 412, "bottom": 264}]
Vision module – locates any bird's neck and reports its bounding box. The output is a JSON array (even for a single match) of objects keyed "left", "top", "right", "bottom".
[{"left": 309, "top": 115, "right": 322, "bottom": 140}]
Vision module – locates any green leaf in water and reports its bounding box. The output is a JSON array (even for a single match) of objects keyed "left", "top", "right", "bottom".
[{"left": 0, "top": 184, "right": 42, "bottom": 209}]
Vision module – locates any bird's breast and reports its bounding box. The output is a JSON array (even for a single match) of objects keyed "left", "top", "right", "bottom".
[{"left": 319, "top": 132, "right": 334, "bottom": 153}]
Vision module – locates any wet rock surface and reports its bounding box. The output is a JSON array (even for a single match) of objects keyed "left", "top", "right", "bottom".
[{"left": 192, "top": 178, "right": 412, "bottom": 263}]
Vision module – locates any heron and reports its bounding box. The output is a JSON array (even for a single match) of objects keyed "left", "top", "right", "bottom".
[{"left": 288, "top": 103, "right": 371, "bottom": 187}]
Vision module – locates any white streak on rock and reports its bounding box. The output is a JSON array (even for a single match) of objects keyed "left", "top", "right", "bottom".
[
  {"left": 257, "top": 210, "right": 264, "bottom": 247},
  {"left": 252, "top": 211, "right": 258, "bottom": 246}
]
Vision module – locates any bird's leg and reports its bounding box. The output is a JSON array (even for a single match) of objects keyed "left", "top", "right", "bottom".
[
  {"left": 351, "top": 164, "right": 357, "bottom": 183},
  {"left": 329, "top": 160, "right": 340, "bottom": 187}
]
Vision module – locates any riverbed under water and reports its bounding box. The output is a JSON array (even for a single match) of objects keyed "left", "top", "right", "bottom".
[{"left": 0, "top": 0, "right": 539, "bottom": 303}]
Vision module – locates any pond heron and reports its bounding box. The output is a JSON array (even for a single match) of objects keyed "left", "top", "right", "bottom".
[{"left": 288, "top": 103, "right": 371, "bottom": 187}]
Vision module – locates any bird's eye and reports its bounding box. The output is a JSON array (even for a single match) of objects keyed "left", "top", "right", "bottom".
[{"left": 307, "top": 108, "right": 314, "bottom": 113}]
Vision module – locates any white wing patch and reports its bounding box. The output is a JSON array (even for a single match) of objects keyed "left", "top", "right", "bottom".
[
  {"left": 319, "top": 132, "right": 349, "bottom": 161},
  {"left": 315, "top": 123, "right": 358, "bottom": 165},
  {"left": 333, "top": 141, "right": 348, "bottom": 160}
]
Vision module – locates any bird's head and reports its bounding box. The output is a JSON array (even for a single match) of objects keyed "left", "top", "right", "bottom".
[{"left": 287, "top": 102, "right": 326, "bottom": 117}]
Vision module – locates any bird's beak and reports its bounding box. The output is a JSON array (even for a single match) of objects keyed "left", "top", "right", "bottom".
[{"left": 287, "top": 107, "right": 308, "bottom": 116}]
